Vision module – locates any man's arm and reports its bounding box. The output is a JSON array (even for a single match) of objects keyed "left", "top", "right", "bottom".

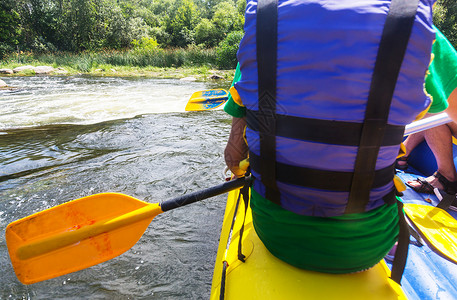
[
  {"left": 445, "top": 88, "right": 457, "bottom": 123},
  {"left": 224, "top": 116, "right": 248, "bottom": 177}
]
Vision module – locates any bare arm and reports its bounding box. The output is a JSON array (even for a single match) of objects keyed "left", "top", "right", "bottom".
[
  {"left": 224, "top": 117, "right": 248, "bottom": 177},
  {"left": 445, "top": 88, "right": 457, "bottom": 123}
]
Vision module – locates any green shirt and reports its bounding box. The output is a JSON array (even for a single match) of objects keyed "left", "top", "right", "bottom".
[
  {"left": 251, "top": 190, "right": 399, "bottom": 273},
  {"left": 224, "top": 63, "right": 245, "bottom": 118},
  {"left": 427, "top": 26, "right": 457, "bottom": 113}
]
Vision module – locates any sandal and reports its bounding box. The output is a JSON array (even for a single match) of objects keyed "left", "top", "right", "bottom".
[
  {"left": 395, "top": 156, "right": 408, "bottom": 171},
  {"left": 406, "top": 177, "right": 435, "bottom": 194},
  {"left": 434, "top": 171, "right": 457, "bottom": 195},
  {"left": 406, "top": 171, "right": 457, "bottom": 195}
]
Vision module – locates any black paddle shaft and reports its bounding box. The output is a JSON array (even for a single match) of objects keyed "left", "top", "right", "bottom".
[{"left": 160, "top": 177, "right": 251, "bottom": 212}]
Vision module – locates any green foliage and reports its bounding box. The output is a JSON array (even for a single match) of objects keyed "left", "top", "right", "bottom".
[
  {"left": 132, "top": 37, "right": 160, "bottom": 51},
  {"left": 3, "top": 0, "right": 245, "bottom": 66},
  {"left": 104, "top": 10, "right": 153, "bottom": 49},
  {"left": 216, "top": 30, "right": 243, "bottom": 69},
  {"left": 75, "top": 55, "right": 96, "bottom": 72},
  {"left": 13, "top": 0, "right": 58, "bottom": 52},
  {"left": 195, "top": 0, "right": 224, "bottom": 19},
  {"left": 183, "top": 45, "right": 218, "bottom": 66},
  {"left": 5, "top": 0, "right": 457, "bottom": 64},
  {"left": 212, "top": 1, "right": 244, "bottom": 35},
  {"left": 150, "top": 26, "right": 171, "bottom": 46},
  {"left": 236, "top": 0, "right": 246, "bottom": 16},
  {"left": 61, "top": 0, "right": 101, "bottom": 50},
  {"left": 433, "top": 0, "right": 457, "bottom": 48},
  {"left": 195, "top": 0, "right": 244, "bottom": 48},
  {"left": 5, "top": 47, "right": 218, "bottom": 69},
  {"left": 5, "top": 0, "right": 248, "bottom": 54},
  {"left": 166, "top": 0, "right": 200, "bottom": 47},
  {"left": 0, "top": 1, "right": 21, "bottom": 58},
  {"left": 195, "top": 19, "right": 218, "bottom": 47}
]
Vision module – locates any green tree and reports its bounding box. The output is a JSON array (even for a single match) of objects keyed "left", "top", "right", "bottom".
[
  {"left": 195, "top": 18, "right": 218, "bottom": 47},
  {"left": 236, "top": 0, "right": 246, "bottom": 16},
  {"left": 434, "top": 0, "right": 457, "bottom": 48},
  {"left": 0, "top": 0, "right": 21, "bottom": 58},
  {"left": 193, "top": 0, "right": 224, "bottom": 19},
  {"left": 14, "top": 0, "right": 60, "bottom": 52},
  {"left": 166, "top": 0, "right": 200, "bottom": 47},
  {"left": 5, "top": 0, "right": 248, "bottom": 58},
  {"left": 211, "top": 1, "right": 244, "bottom": 42},
  {"left": 102, "top": 4, "right": 152, "bottom": 49},
  {"left": 61, "top": 0, "right": 102, "bottom": 50},
  {"left": 217, "top": 30, "right": 243, "bottom": 69}
]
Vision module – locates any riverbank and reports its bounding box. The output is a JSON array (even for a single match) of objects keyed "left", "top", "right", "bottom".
[
  {"left": 0, "top": 48, "right": 236, "bottom": 83},
  {"left": 0, "top": 64, "right": 235, "bottom": 82}
]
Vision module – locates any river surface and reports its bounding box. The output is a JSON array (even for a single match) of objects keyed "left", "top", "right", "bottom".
[{"left": 0, "top": 76, "right": 233, "bottom": 299}]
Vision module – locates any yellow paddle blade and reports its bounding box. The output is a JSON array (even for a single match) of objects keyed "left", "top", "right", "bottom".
[
  {"left": 185, "top": 89, "right": 228, "bottom": 111},
  {"left": 404, "top": 203, "right": 457, "bottom": 264},
  {"left": 6, "top": 193, "right": 163, "bottom": 284}
]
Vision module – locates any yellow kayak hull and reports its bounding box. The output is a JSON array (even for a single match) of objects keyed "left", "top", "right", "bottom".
[{"left": 210, "top": 188, "right": 406, "bottom": 299}]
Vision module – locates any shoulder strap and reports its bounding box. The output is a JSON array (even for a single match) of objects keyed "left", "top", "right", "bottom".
[
  {"left": 346, "top": 0, "right": 420, "bottom": 213},
  {"left": 256, "top": 0, "right": 280, "bottom": 204}
]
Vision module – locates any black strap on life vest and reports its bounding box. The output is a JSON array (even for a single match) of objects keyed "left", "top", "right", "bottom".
[
  {"left": 360, "top": 0, "right": 418, "bottom": 285},
  {"left": 250, "top": 150, "right": 396, "bottom": 192},
  {"left": 346, "top": 0, "right": 419, "bottom": 213},
  {"left": 256, "top": 0, "right": 280, "bottom": 204},
  {"left": 246, "top": 109, "right": 405, "bottom": 147},
  {"left": 391, "top": 198, "right": 411, "bottom": 284}
]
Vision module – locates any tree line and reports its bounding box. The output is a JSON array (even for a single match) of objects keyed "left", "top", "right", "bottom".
[
  {"left": 0, "top": 0, "right": 245, "bottom": 57},
  {"left": 1, "top": 0, "right": 456, "bottom": 64}
]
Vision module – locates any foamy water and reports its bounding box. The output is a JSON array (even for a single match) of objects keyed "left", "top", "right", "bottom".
[{"left": 0, "top": 76, "right": 224, "bottom": 130}]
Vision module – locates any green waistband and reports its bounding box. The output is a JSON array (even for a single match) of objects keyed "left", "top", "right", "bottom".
[{"left": 250, "top": 190, "right": 399, "bottom": 273}]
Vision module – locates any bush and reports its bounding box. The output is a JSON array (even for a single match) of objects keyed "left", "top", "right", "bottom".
[
  {"left": 0, "top": 44, "right": 14, "bottom": 60},
  {"left": 216, "top": 31, "right": 243, "bottom": 69},
  {"left": 195, "top": 19, "right": 218, "bottom": 47},
  {"left": 132, "top": 37, "right": 159, "bottom": 50},
  {"left": 183, "top": 45, "right": 218, "bottom": 66}
]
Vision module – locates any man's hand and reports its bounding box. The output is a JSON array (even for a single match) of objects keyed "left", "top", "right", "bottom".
[{"left": 225, "top": 117, "right": 248, "bottom": 177}]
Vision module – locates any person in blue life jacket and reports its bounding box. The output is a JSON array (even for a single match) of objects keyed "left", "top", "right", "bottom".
[{"left": 223, "top": 0, "right": 457, "bottom": 281}]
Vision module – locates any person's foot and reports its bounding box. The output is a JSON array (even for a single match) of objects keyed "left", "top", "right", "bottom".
[
  {"left": 395, "top": 156, "right": 408, "bottom": 171},
  {"left": 406, "top": 171, "right": 457, "bottom": 195},
  {"left": 407, "top": 174, "right": 444, "bottom": 192}
]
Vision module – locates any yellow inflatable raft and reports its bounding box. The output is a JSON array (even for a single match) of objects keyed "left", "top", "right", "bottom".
[{"left": 210, "top": 187, "right": 406, "bottom": 299}]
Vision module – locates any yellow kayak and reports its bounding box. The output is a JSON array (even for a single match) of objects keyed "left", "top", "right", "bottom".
[{"left": 210, "top": 187, "right": 406, "bottom": 299}]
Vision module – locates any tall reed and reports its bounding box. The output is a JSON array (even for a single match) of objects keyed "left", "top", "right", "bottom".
[{"left": 3, "top": 48, "right": 219, "bottom": 72}]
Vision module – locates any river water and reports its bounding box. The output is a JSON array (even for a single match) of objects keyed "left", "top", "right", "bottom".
[{"left": 0, "top": 76, "right": 233, "bottom": 299}]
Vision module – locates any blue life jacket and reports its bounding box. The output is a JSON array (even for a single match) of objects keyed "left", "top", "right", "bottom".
[{"left": 235, "top": 0, "right": 436, "bottom": 217}]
